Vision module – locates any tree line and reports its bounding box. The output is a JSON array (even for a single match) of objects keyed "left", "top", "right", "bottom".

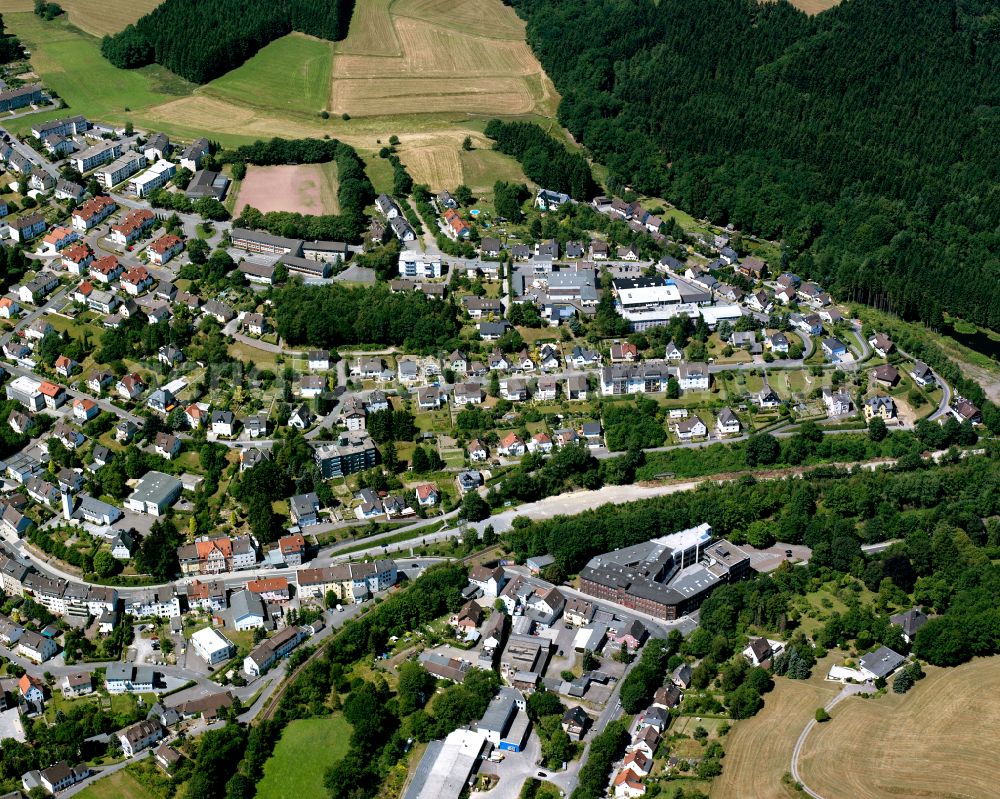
[
  {"left": 484, "top": 119, "right": 596, "bottom": 200},
  {"left": 101, "top": 0, "right": 354, "bottom": 83},
  {"left": 506, "top": 0, "right": 1000, "bottom": 329},
  {"left": 273, "top": 281, "right": 460, "bottom": 350}
]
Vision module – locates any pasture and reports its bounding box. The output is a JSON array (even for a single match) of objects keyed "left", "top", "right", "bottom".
[
  {"left": 73, "top": 769, "right": 155, "bottom": 799},
  {"left": 708, "top": 652, "right": 841, "bottom": 799},
  {"left": 797, "top": 657, "right": 1000, "bottom": 799},
  {"left": 256, "top": 716, "right": 353, "bottom": 799},
  {"left": 234, "top": 163, "right": 340, "bottom": 216},
  {"left": 202, "top": 33, "right": 333, "bottom": 116}
]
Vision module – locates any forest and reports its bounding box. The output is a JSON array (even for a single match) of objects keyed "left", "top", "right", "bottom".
[
  {"left": 484, "top": 119, "right": 596, "bottom": 200},
  {"left": 505, "top": 451, "right": 1000, "bottom": 668},
  {"left": 228, "top": 138, "right": 374, "bottom": 242},
  {"left": 101, "top": 0, "right": 353, "bottom": 83},
  {"left": 272, "top": 282, "right": 460, "bottom": 350},
  {"left": 507, "top": 0, "right": 1000, "bottom": 328}
]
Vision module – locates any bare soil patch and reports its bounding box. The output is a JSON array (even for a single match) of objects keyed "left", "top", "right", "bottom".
[{"left": 234, "top": 163, "right": 340, "bottom": 216}]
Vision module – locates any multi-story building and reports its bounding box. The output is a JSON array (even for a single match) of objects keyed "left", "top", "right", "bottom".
[
  {"left": 314, "top": 435, "right": 378, "bottom": 478},
  {"left": 96, "top": 151, "right": 147, "bottom": 189},
  {"left": 176, "top": 535, "right": 257, "bottom": 575},
  {"left": 296, "top": 560, "right": 398, "bottom": 603},
  {"left": 578, "top": 524, "right": 751, "bottom": 620},
  {"left": 128, "top": 159, "right": 176, "bottom": 197},
  {"left": 600, "top": 362, "right": 670, "bottom": 395},
  {"left": 72, "top": 141, "right": 122, "bottom": 173},
  {"left": 110, "top": 208, "right": 155, "bottom": 246}
]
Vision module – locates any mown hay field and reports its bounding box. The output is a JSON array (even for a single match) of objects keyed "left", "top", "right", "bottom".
[
  {"left": 202, "top": 33, "right": 333, "bottom": 116},
  {"left": 797, "top": 657, "right": 1000, "bottom": 799},
  {"left": 57, "top": 0, "right": 164, "bottom": 37},
  {"left": 709, "top": 653, "right": 841, "bottom": 799}
]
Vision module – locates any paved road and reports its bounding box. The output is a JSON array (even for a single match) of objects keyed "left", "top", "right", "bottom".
[{"left": 790, "top": 683, "right": 874, "bottom": 798}]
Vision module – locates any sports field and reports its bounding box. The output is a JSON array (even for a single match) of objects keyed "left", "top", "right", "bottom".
[
  {"left": 235, "top": 163, "right": 341, "bottom": 216},
  {"left": 256, "top": 716, "right": 352, "bottom": 799},
  {"left": 797, "top": 657, "right": 1000, "bottom": 798},
  {"left": 709, "top": 653, "right": 841, "bottom": 799}
]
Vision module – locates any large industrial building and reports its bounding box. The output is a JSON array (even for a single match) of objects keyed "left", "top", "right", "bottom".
[{"left": 578, "top": 524, "right": 752, "bottom": 620}]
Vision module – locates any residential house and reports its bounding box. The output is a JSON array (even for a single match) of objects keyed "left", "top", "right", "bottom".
[
  {"left": 910, "top": 361, "right": 935, "bottom": 388},
  {"left": 872, "top": 364, "right": 900, "bottom": 388},
  {"left": 864, "top": 395, "right": 896, "bottom": 422},
  {"left": 716, "top": 407, "right": 741, "bottom": 436},
  {"left": 109, "top": 209, "right": 155, "bottom": 246},
  {"left": 672, "top": 416, "right": 707, "bottom": 441},
  {"left": 869, "top": 333, "right": 895, "bottom": 358},
  {"left": 119, "top": 720, "right": 163, "bottom": 757},
  {"left": 147, "top": 234, "right": 183, "bottom": 265},
  {"left": 498, "top": 433, "right": 525, "bottom": 457},
  {"left": 822, "top": 337, "right": 848, "bottom": 359}
]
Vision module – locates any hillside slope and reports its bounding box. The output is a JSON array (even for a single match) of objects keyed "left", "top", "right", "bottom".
[{"left": 509, "top": 0, "right": 1000, "bottom": 328}]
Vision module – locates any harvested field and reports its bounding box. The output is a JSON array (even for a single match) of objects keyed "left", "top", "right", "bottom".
[
  {"left": 235, "top": 163, "right": 340, "bottom": 216},
  {"left": 709, "top": 653, "right": 841, "bottom": 799},
  {"left": 788, "top": 0, "right": 841, "bottom": 13},
  {"left": 392, "top": 0, "right": 527, "bottom": 39},
  {"left": 337, "top": 0, "right": 401, "bottom": 56},
  {"left": 797, "top": 657, "right": 1000, "bottom": 799},
  {"left": 327, "top": 0, "right": 557, "bottom": 118},
  {"left": 59, "top": 0, "right": 163, "bottom": 37}
]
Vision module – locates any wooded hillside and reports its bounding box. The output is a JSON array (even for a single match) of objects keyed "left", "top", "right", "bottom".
[
  {"left": 101, "top": 0, "right": 353, "bottom": 83},
  {"left": 508, "top": 0, "right": 1000, "bottom": 327}
]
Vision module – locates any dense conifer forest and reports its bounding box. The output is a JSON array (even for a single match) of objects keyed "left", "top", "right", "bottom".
[
  {"left": 508, "top": 0, "right": 1000, "bottom": 328},
  {"left": 101, "top": 0, "right": 353, "bottom": 83}
]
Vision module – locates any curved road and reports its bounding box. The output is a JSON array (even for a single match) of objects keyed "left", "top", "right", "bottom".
[{"left": 790, "top": 683, "right": 873, "bottom": 798}]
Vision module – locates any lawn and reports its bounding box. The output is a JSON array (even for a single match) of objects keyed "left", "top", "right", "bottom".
[
  {"left": 708, "top": 652, "right": 842, "bottom": 799},
  {"left": 202, "top": 33, "right": 333, "bottom": 116},
  {"left": 256, "top": 716, "right": 353, "bottom": 799},
  {"left": 798, "top": 657, "right": 1000, "bottom": 799},
  {"left": 73, "top": 768, "right": 157, "bottom": 799},
  {"left": 3, "top": 12, "right": 192, "bottom": 134}
]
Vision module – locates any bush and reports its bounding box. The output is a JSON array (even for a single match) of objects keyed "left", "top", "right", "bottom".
[{"left": 815, "top": 707, "right": 831, "bottom": 722}]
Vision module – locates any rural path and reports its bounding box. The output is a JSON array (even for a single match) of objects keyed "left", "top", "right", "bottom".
[{"left": 790, "top": 683, "right": 874, "bottom": 798}]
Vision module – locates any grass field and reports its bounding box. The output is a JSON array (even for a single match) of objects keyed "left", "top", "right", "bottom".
[
  {"left": 203, "top": 33, "right": 333, "bottom": 116},
  {"left": 74, "top": 769, "right": 156, "bottom": 799},
  {"left": 798, "top": 657, "right": 1000, "bottom": 798},
  {"left": 709, "top": 653, "right": 841, "bottom": 799},
  {"left": 7, "top": 0, "right": 559, "bottom": 193},
  {"left": 256, "top": 716, "right": 352, "bottom": 799},
  {"left": 58, "top": 0, "right": 163, "bottom": 36},
  {"left": 234, "top": 163, "right": 340, "bottom": 216},
  {"left": 3, "top": 12, "right": 191, "bottom": 134}
]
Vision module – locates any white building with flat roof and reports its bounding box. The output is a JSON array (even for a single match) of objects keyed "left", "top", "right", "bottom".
[
  {"left": 190, "top": 627, "right": 235, "bottom": 665},
  {"left": 129, "top": 160, "right": 176, "bottom": 197}
]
